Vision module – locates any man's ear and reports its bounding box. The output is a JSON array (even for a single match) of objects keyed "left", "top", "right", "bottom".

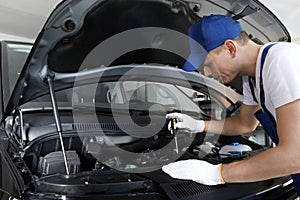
[{"left": 224, "top": 40, "right": 236, "bottom": 58}]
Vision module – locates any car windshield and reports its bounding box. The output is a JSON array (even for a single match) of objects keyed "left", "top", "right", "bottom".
[{"left": 23, "top": 81, "right": 225, "bottom": 119}]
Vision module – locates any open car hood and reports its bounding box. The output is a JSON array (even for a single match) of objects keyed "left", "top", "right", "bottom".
[{"left": 4, "top": 0, "right": 290, "bottom": 118}]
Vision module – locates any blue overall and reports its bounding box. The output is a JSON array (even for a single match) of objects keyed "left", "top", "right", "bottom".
[{"left": 248, "top": 43, "right": 300, "bottom": 195}]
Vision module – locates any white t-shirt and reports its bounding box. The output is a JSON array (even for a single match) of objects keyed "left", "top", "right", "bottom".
[{"left": 243, "top": 42, "right": 300, "bottom": 120}]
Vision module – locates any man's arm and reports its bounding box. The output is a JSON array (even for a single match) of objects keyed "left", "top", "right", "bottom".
[
  {"left": 222, "top": 99, "right": 300, "bottom": 182},
  {"left": 205, "top": 103, "right": 260, "bottom": 136}
]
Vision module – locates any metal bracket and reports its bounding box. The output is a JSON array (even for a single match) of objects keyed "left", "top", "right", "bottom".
[
  {"left": 232, "top": 5, "right": 258, "bottom": 20},
  {"left": 17, "top": 108, "right": 25, "bottom": 149}
]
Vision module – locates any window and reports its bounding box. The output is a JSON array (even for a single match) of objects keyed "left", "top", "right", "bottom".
[{"left": 2, "top": 42, "right": 32, "bottom": 107}]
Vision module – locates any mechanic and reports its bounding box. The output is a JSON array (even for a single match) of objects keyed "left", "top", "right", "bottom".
[{"left": 162, "top": 14, "right": 300, "bottom": 196}]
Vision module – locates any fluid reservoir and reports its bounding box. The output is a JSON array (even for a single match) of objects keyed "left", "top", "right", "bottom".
[{"left": 219, "top": 142, "right": 252, "bottom": 158}]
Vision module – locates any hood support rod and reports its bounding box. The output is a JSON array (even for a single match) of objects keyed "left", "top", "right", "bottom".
[
  {"left": 17, "top": 108, "right": 25, "bottom": 149},
  {"left": 47, "top": 76, "right": 70, "bottom": 175}
]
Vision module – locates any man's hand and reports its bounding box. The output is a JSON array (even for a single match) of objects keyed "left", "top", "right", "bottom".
[
  {"left": 162, "top": 159, "right": 225, "bottom": 185},
  {"left": 166, "top": 112, "right": 205, "bottom": 133}
]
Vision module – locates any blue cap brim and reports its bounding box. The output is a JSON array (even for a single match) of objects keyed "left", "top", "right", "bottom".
[
  {"left": 183, "top": 24, "right": 208, "bottom": 72},
  {"left": 182, "top": 51, "right": 207, "bottom": 72}
]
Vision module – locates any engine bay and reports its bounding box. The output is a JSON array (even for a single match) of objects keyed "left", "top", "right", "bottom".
[
  {"left": 4, "top": 110, "right": 270, "bottom": 198},
  {"left": 2, "top": 66, "right": 275, "bottom": 198}
]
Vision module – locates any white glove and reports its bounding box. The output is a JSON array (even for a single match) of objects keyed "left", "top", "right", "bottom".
[
  {"left": 166, "top": 112, "right": 205, "bottom": 133},
  {"left": 162, "top": 159, "right": 225, "bottom": 185}
]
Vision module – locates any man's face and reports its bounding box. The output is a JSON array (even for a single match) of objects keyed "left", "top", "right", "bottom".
[
  {"left": 201, "top": 45, "right": 238, "bottom": 84},
  {"left": 201, "top": 55, "right": 220, "bottom": 80}
]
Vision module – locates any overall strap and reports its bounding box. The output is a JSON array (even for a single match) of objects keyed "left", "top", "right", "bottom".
[
  {"left": 259, "top": 43, "right": 277, "bottom": 122},
  {"left": 252, "top": 43, "right": 279, "bottom": 145},
  {"left": 248, "top": 43, "right": 277, "bottom": 104}
]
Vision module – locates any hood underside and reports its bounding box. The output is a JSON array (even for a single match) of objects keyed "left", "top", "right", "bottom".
[{"left": 4, "top": 0, "right": 290, "bottom": 118}]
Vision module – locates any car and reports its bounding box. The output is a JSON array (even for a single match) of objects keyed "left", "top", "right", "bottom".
[{"left": 0, "top": 0, "right": 298, "bottom": 199}]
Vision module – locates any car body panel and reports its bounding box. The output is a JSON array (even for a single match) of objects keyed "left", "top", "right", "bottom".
[{"left": 3, "top": 0, "right": 290, "bottom": 119}]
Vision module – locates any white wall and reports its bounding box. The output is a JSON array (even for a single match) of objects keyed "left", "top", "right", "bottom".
[
  {"left": 0, "top": 0, "right": 60, "bottom": 40},
  {"left": 260, "top": 0, "right": 300, "bottom": 44}
]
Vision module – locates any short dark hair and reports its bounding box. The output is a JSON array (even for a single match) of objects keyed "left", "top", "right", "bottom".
[
  {"left": 212, "top": 31, "right": 250, "bottom": 54},
  {"left": 234, "top": 31, "right": 250, "bottom": 45}
]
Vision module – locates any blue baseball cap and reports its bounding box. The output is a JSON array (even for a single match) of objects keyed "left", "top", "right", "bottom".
[{"left": 183, "top": 14, "right": 242, "bottom": 72}]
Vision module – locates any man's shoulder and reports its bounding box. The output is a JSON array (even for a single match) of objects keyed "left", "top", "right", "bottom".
[
  {"left": 270, "top": 42, "right": 300, "bottom": 54},
  {"left": 263, "top": 42, "right": 300, "bottom": 63}
]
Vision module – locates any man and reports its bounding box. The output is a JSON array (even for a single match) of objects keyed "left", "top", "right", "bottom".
[{"left": 162, "top": 14, "right": 300, "bottom": 195}]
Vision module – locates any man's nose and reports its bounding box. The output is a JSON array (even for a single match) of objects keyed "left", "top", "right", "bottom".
[
  {"left": 203, "top": 66, "right": 223, "bottom": 82},
  {"left": 203, "top": 66, "right": 213, "bottom": 77}
]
